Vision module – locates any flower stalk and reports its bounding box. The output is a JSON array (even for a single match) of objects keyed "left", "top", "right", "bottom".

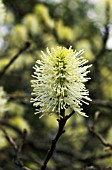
[{"left": 41, "top": 109, "right": 74, "bottom": 170}]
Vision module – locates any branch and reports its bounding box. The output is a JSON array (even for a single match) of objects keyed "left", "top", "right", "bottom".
[
  {"left": 79, "top": 153, "right": 112, "bottom": 167},
  {"left": 91, "top": 99, "right": 112, "bottom": 109},
  {"left": 41, "top": 110, "right": 74, "bottom": 170},
  {"left": 0, "top": 42, "right": 30, "bottom": 80},
  {"left": 1, "top": 128, "right": 32, "bottom": 170},
  {"left": 0, "top": 120, "right": 22, "bottom": 135},
  {"left": 89, "top": 126, "right": 112, "bottom": 149}
]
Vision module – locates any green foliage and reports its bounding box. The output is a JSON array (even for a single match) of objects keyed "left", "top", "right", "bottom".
[{"left": 56, "top": 19, "right": 73, "bottom": 42}]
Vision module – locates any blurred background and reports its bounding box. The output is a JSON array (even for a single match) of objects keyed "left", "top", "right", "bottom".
[{"left": 0, "top": 0, "right": 112, "bottom": 169}]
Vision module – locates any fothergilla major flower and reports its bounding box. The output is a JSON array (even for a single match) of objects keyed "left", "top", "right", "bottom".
[{"left": 31, "top": 46, "right": 92, "bottom": 118}]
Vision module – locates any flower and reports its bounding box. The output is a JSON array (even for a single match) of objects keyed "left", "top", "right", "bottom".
[
  {"left": 0, "top": 0, "right": 5, "bottom": 25},
  {"left": 0, "top": 86, "right": 8, "bottom": 117},
  {"left": 31, "top": 46, "right": 92, "bottom": 118}
]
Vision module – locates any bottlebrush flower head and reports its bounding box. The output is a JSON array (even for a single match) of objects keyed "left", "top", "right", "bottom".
[{"left": 31, "top": 46, "right": 92, "bottom": 118}]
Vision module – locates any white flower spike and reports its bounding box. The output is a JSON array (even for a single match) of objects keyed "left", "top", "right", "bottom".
[{"left": 31, "top": 46, "right": 92, "bottom": 118}]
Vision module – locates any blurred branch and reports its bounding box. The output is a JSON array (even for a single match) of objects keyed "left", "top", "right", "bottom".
[
  {"left": 1, "top": 128, "right": 31, "bottom": 170},
  {"left": 79, "top": 153, "right": 112, "bottom": 167},
  {"left": 89, "top": 126, "right": 112, "bottom": 149},
  {"left": 41, "top": 110, "right": 74, "bottom": 170},
  {"left": 92, "top": 99, "right": 112, "bottom": 109},
  {"left": 88, "top": 112, "right": 112, "bottom": 150},
  {"left": 0, "top": 42, "right": 31, "bottom": 80},
  {"left": 0, "top": 120, "right": 22, "bottom": 135}
]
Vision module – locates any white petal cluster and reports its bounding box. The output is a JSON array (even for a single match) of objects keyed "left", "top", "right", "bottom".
[
  {"left": 31, "top": 46, "right": 92, "bottom": 118},
  {"left": 0, "top": 86, "right": 8, "bottom": 116},
  {"left": 0, "top": 0, "right": 5, "bottom": 25}
]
